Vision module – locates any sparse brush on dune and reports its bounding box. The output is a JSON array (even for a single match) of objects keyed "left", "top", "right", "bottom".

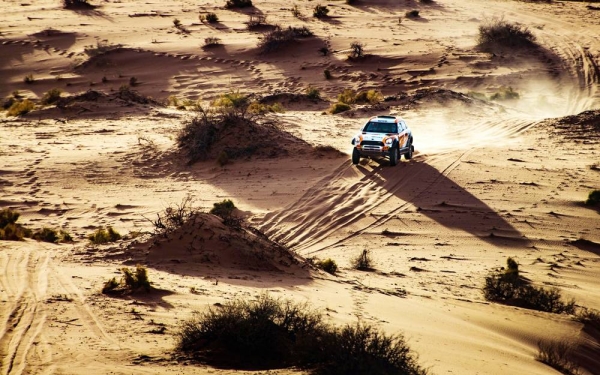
[
  {"left": 584, "top": 189, "right": 600, "bottom": 206},
  {"left": 41, "top": 88, "right": 63, "bottom": 105},
  {"left": 102, "top": 265, "right": 151, "bottom": 294},
  {"left": 478, "top": 17, "right": 536, "bottom": 50},
  {"left": 0, "top": 208, "right": 32, "bottom": 241},
  {"left": 175, "top": 294, "right": 428, "bottom": 374},
  {"left": 258, "top": 25, "right": 313, "bottom": 53},
  {"left": 225, "top": 0, "right": 252, "bottom": 8},
  {"left": 313, "top": 5, "right": 329, "bottom": 18},
  {"left": 483, "top": 257, "right": 575, "bottom": 314},
  {"left": 88, "top": 226, "right": 121, "bottom": 244},
  {"left": 313, "top": 258, "right": 338, "bottom": 274},
  {"left": 535, "top": 339, "right": 581, "bottom": 375},
  {"left": 352, "top": 249, "right": 374, "bottom": 271},
  {"left": 7, "top": 99, "right": 35, "bottom": 117},
  {"left": 63, "top": 0, "right": 95, "bottom": 9}
]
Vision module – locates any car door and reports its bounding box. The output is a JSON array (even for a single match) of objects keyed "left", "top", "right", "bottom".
[{"left": 398, "top": 121, "right": 407, "bottom": 147}]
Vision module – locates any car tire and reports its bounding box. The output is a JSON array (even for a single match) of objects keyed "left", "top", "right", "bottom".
[
  {"left": 405, "top": 139, "right": 413, "bottom": 160},
  {"left": 352, "top": 148, "right": 360, "bottom": 165},
  {"left": 389, "top": 147, "right": 398, "bottom": 166}
]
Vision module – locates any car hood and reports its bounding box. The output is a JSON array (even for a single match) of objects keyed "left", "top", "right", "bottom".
[{"left": 362, "top": 132, "right": 389, "bottom": 142}]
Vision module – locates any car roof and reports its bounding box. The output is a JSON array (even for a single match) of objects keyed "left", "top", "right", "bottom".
[{"left": 368, "top": 115, "right": 404, "bottom": 123}]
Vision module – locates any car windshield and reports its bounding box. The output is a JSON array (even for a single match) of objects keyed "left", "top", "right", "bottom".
[{"left": 363, "top": 121, "right": 397, "bottom": 133}]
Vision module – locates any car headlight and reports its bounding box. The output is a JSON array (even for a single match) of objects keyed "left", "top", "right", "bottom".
[
  {"left": 384, "top": 138, "right": 393, "bottom": 145},
  {"left": 354, "top": 136, "right": 363, "bottom": 145}
]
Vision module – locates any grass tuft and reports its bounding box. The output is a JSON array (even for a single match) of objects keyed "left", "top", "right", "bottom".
[
  {"left": 7, "top": 99, "right": 35, "bottom": 117},
  {"left": 315, "top": 258, "right": 338, "bottom": 275},
  {"left": 535, "top": 339, "right": 581, "bottom": 375},
  {"left": 313, "top": 5, "right": 329, "bottom": 18},
  {"left": 329, "top": 102, "right": 351, "bottom": 114},
  {"left": 41, "top": 88, "right": 62, "bottom": 105},
  {"left": 102, "top": 265, "right": 151, "bottom": 294},
  {"left": 88, "top": 226, "right": 121, "bottom": 244},
  {"left": 352, "top": 249, "right": 374, "bottom": 271},
  {"left": 0, "top": 209, "right": 32, "bottom": 241}
]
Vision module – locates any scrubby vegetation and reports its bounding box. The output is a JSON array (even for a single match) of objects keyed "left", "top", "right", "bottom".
[
  {"left": 41, "top": 88, "right": 62, "bottom": 105},
  {"left": 348, "top": 41, "right": 365, "bottom": 59},
  {"left": 314, "top": 258, "right": 338, "bottom": 275},
  {"left": 337, "top": 89, "right": 383, "bottom": 105},
  {"left": 210, "top": 199, "right": 240, "bottom": 227},
  {"left": 291, "top": 4, "right": 302, "bottom": 18},
  {"left": 63, "top": 0, "right": 95, "bottom": 9},
  {"left": 536, "top": 339, "right": 580, "bottom": 375},
  {"left": 405, "top": 10, "right": 420, "bottom": 18},
  {"left": 149, "top": 195, "right": 197, "bottom": 235},
  {"left": 204, "top": 12, "right": 219, "bottom": 23},
  {"left": 478, "top": 17, "right": 536, "bottom": 50},
  {"left": 204, "top": 37, "right": 222, "bottom": 47},
  {"left": 483, "top": 257, "right": 575, "bottom": 314},
  {"left": 352, "top": 249, "right": 374, "bottom": 271},
  {"left": 490, "top": 86, "right": 520, "bottom": 101},
  {"left": 102, "top": 265, "right": 151, "bottom": 294},
  {"left": 313, "top": 5, "right": 330, "bottom": 18},
  {"left": 247, "top": 15, "right": 268, "bottom": 29},
  {"left": 585, "top": 189, "right": 600, "bottom": 206},
  {"left": 23, "top": 74, "right": 35, "bottom": 84},
  {"left": 258, "top": 26, "right": 313, "bottom": 53},
  {"left": 329, "top": 102, "right": 351, "bottom": 114},
  {"left": 7, "top": 99, "right": 35, "bottom": 117},
  {"left": 32, "top": 228, "right": 72, "bottom": 244},
  {"left": 226, "top": 0, "right": 252, "bottom": 8},
  {"left": 306, "top": 86, "right": 321, "bottom": 100},
  {"left": 88, "top": 226, "right": 122, "bottom": 244},
  {"left": 175, "top": 294, "right": 428, "bottom": 374},
  {"left": 0, "top": 208, "right": 32, "bottom": 241}
]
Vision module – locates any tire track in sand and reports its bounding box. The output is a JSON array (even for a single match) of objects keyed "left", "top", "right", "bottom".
[
  {"left": 260, "top": 118, "right": 536, "bottom": 254},
  {"left": 0, "top": 248, "right": 117, "bottom": 375}
]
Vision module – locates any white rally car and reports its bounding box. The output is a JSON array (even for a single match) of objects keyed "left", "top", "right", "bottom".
[{"left": 351, "top": 115, "right": 414, "bottom": 166}]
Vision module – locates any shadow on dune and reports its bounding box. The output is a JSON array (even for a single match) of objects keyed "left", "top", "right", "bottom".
[
  {"left": 259, "top": 154, "right": 528, "bottom": 252},
  {"left": 356, "top": 156, "right": 529, "bottom": 247}
]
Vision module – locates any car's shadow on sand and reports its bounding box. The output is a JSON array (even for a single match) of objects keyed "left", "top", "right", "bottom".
[{"left": 355, "top": 155, "right": 529, "bottom": 248}]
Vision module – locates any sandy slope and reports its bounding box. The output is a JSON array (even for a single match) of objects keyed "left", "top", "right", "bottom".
[{"left": 1, "top": 0, "right": 600, "bottom": 374}]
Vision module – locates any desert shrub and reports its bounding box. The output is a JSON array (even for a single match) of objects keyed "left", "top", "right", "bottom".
[
  {"left": 349, "top": 41, "right": 364, "bottom": 59},
  {"left": 173, "top": 18, "right": 182, "bottom": 28},
  {"left": 319, "top": 46, "right": 329, "bottom": 56},
  {"left": 63, "top": 0, "right": 94, "bottom": 9},
  {"left": 490, "top": 86, "right": 519, "bottom": 100},
  {"left": 41, "top": 88, "right": 62, "bottom": 105},
  {"left": 210, "top": 199, "right": 236, "bottom": 219},
  {"left": 217, "top": 151, "right": 229, "bottom": 166},
  {"left": 59, "top": 230, "right": 73, "bottom": 242},
  {"left": 248, "top": 101, "right": 285, "bottom": 114},
  {"left": 585, "top": 189, "right": 600, "bottom": 206},
  {"left": 324, "top": 69, "right": 332, "bottom": 80},
  {"left": 313, "top": 5, "right": 329, "bottom": 18},
  {"left": 316, "top": 323, "right": 428, "bottom": 375},
  {"left": 176, "top": 294, "right": 328, "bottom": 368},
  {"left": 129, "top": 76, "right": 138, "bottom": 86},
  {"left": 258, "top": 26, "right": 313, "bottom": 53},
  {"left": 102, "top": 265, "right": 151, "bottom": 294},
  {"left": 0, "top": 209, "right": 32, "bottom": 241},
  {"left": 337, "top": 89, "right": 357, "bottom": 105},
  {"left": 306, "top": 86, "right": 321, "bottom": 100},
  {"left": 483, "top": 258, "right": 575, "bottom": 314},
  {"left": 7, "top": 99, "right": 35, "bottom": 117},
  {"left": 204, "top": 37, "right": 222, "bottom": 47},
  {"left": 316, "top": 258, "right": 338, "bottom": 275},
  {"left": 149, "top": 195, "right": 198, "bottom": 235},
  {"left": 478, "top": 18, "right": 536, "bottom": 49},
  {"left": 247, "top": 15, "right": 268, "bottom": 29},
  {"left": 329, "top": 102, "right": 351, "bottom": 114},
  {"left": 352, "top": 249, "right": 374, "bottom": 270},
  {"left": 23, "top": 74, "right": 34, "bottom": 84},
  {"left": 2, "top": 96, "right": 17, "bottom": 110},
  {"left": 88, "top": 226, "right": 121, "bottom": 244},
  {"left": 535, "top": 339, "right": 580, "bottom": 375},
  {"left": 405, "top": 10, "right": 420, "bottom": 18},
  {"left": 575, "top": 307, "right": 600, "bottom": 330},
  {"left": 0, "top": 208, "right": 20, "bottom": 228},
  {"left": 205, "top": 12, "right": 219, "bottom": 23},
  {"left": 466, "top": 91, "right": 487, "bottom": 101},
  {"left": 291, "top": 4, "right": 302, "bottom": 17},
  {"left": 355, "top": 89, "right": 383, "bottom": 104},
  {"left": 32, "top": 228, "right": 60, "bottom": 243},
  {"left": 84, "top": 40, "right": 122, "bottom": 57},
  {"left": 226, "top": 0, "right": 252, "bottom": 8}
]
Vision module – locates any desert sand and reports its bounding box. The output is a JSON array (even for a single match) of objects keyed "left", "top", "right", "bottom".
[{"left": 1, "top": 0, "right": 599, "bottom": 374}]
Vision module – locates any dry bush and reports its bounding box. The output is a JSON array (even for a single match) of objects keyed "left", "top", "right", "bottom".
[
  {"left": 88, "top": 226, "right": 121, "bottom": 244},
  {"left": 291, "top": 4, "right": 302, "bottom": 18},
  {"left": 585, "top": 189, "right": 600, "bottom": 206},
  {"left": 258, "top": 25, "right": 313, "bottom": 53},
  {"left": 405, "top": 10, "right": 420, "bottom": 18},
  {"left": 483, "top": 257, "right": 575, "bottom": 314},
  {"left": 535, "top": 339, "right": 581, "bottom": 375},
  {"left": 149, "top": 195, "right": 199, "bottom": 235},
  {"left": 0, "top": 208, "right": 32, "bottom": 241},
  {"left": 102, "top": 265, "right": 151, "bottom": 294},
  {"left": 348, "top": 41, "right": 364, "bottom": 59},
  {"left": 315, "top": 258, "right": 338, "bottom": 274},
  {"left": 226, "top": 0, "right": 252, "bottom": 8},
  {"left": 247, "top": 14, "right": 268, "bottom": 29},
  {"left": 204, "top": 37, "right": 222, "bottom": 47},
  {"left": 306, "top": 86, "right": 321, "bottom": 100},
  {"left": 352, "top": 249, "right": 374, "bottom": 271},
  {"left": 329, "top": 102, "right": 351, "bottom": 114},
  {"left": 175, "top": 294, "right": 428, "bottom": 374},
  {"left": 478, "top": 17, "right": 536, "bottom": 50},
  {"left": 490, "top": 86, "right": 520, "bottom": 100},
  {"left": 7, "top": 99, "right": 35, "bottom": 117},
  {"left": 23, "top": 74, "right": 34, "bottom": 84},
  {"left": 63, "top": 0, "right": 95, "bottom": 9},
  {"left": 205, "top": 12, "right": 219, "bottom": 23},
  {"left": 41, "top": 88, "right": 62, "bottom": 105},
  {"left": 84, "top": 40, "right": 122, "bottom": 57},
  {"left": 313, "top": 5, "right": 329, "bottom": 18}
]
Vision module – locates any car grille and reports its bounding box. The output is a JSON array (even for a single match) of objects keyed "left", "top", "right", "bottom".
[{"left": 361, "top": 140, "right": 383, "bottom": 146}]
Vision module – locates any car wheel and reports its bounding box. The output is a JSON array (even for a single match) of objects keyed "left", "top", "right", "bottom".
[
  {"left": 405, "top": 139, "right": 413, "bottom": 160},
  {"left": 352, "top": 148, "right": 360, "bottom": 165},
  {"left": 389, "top": 147, "right": 398, "bottom": 166}
]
